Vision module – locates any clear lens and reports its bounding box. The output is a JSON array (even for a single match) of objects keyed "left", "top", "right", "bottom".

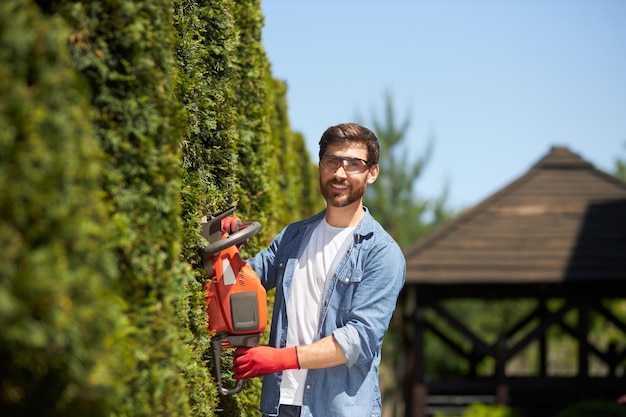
[{"left": 321, "top": 155, "right": 369, "bottom": 174}]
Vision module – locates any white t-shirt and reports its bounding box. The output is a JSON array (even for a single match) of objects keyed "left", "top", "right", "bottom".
[{"left": 279, "top": 218, "right": 355, "bottom": 405}]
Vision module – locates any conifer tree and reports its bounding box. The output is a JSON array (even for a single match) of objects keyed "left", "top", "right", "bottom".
[
  {"left": 363, "top": 91, "right": 452, "bottom": 249},
  {"left": 616, "top": 143, "right": 626, "bottom": 181}
]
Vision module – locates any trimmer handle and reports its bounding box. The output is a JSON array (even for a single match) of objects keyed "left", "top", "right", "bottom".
[
  {"left": 200, "top": 206, "right": 261, "bottom": 256},
  {"left": 212, "top": 338, "right": 246, "bottom": 395},
  {"left": 203, "top": 221, "right": 261, "bottom": 256}
]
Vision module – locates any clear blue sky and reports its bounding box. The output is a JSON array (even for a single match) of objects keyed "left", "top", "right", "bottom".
[{"left": 260, "top": 0, "right": 626, "bottom": 209}]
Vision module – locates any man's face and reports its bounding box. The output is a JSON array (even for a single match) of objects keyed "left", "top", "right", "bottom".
[{"left": 319, "top": 142, "right": 379, "bottom": 208}]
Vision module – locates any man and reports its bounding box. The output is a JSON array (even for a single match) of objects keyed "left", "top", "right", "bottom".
[{"left": 228, "top": 123, "right": 405, "bottom": 417}]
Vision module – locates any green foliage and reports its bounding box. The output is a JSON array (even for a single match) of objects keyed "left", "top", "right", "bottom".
[
  {"left": 362, "top": 90, "right": 454, "bottom": 249},
  {"left": 56, "top": 0, "right": 193, "bottom": 415},
  {"left": 0, "top": 1, "right": 130, "bottom": 415},
  {"left": 175, "top": 0, "right": 239, "bottom": 216},
  {"left": 174, "top": 0, "right": 241, "bottom": 412},
  {"left": 463, "top": 403, "right": 522, "bottom": 417},
  {"left": 229, "top": 0, "right": 274, "bottom": 226},
  {"left": 434, "top": 403, "right": 522, "bottom": 417},
  {"left": 617, "top": 159, "right": 626, "bottom": 181},
  {"left": 2, "top": 0, "right": 327, "bottom": 416},
  {"left": 423, "top": 299, "right": 538, "bottom": 378},
  {"left": 267, "top": 78, "right": 324, "bottom": 227},
  {"left": 616, "top": 142, "right": 626, "bottom": 181},
  {"left": 555, "top": 400, "right": 626, "bottom": 417},
  {"left": 175, "top": 0, "right": 321, "bottom": 413}
]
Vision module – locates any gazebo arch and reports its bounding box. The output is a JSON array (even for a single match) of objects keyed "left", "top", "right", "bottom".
[{"left": 401, "top": 146, "right": 626, "bottom": 417}]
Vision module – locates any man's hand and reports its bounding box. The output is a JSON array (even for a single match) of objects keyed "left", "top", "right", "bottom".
[
  {"left": 221, "top": 216, "right": 242, "bottom": 235},
  {"left": 233, "top": 346, "right": 299, "bottom": 379}
]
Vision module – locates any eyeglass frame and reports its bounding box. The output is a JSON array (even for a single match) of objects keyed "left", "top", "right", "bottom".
[{"left": 319, "top": 154, "right": 373, "bottom": 175}]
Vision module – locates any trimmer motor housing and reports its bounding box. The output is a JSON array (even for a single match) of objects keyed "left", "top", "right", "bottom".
[{"left": 201, "top": 207, "right": 267, "bottom": 395}]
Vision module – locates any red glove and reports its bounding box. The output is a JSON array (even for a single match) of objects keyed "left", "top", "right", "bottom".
[
  {"left": 221, "top": 216, "right": 242, "bottom": 235},
  {"left": 233, "top": 346, "right": 300, "bottom": 379}
]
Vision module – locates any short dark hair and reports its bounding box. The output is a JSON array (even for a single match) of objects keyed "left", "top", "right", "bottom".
[{"left": 318, "top": 123, "right": 380, "bottom": 165}]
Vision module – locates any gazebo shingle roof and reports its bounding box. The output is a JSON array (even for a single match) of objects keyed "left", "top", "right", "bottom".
[{"left": 404, "top": 146, "right": 626, "bottom": 284}]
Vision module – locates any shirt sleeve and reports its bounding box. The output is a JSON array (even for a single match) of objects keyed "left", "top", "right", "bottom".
[{"left": 332, "top": 239, "right": 406, "bottom": 367}]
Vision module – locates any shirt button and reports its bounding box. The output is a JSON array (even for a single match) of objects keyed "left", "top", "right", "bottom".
[{"left": 306, "top": 385, "right": 311, "bottom": 390}]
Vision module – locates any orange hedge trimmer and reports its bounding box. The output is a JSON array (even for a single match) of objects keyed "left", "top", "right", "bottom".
[{"left": 200, "top": 207, "right": 268, "bottom": 395}]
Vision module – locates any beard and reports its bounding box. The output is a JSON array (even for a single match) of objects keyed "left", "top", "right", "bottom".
[{"left": 320, "top": 176, "right": 366, "bottom": 208}]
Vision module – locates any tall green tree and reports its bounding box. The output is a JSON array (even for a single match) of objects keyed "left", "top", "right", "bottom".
[
  {"left": 363, "top": 91, "right": 452, "bottom": 249},
  {"left": 615, "top": 142, "right": 626, "bottom": 181},
  {"left": 267, "top": 78, "right": 323, "bottom": 226}
]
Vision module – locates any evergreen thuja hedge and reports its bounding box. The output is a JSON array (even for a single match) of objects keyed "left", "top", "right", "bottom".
[
  {"left": 0, "top": 1, "right": 130, "bottom": 415},
  {"left": 175, "top": 0, "right": 322, "bottom": 414},
  {"left": 2, "top": 0, "right": 322, "bottom": 415},
  {"left": 58, "top": 0, "right": 192, "bottom": 415},
  {"left": 267, "top": 77, "right": 323, "bottom": 226},
  {"left": 174, "top": 0, "right": 242, "bottom": 413}
]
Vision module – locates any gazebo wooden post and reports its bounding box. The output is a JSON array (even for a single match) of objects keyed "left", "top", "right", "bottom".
[
  {"left": 495, "top": 335, "right": 509, "bottom": 405},
  {"left": 539, "top": 294, "right": 548, "bottom": 376},
  {"left": 577, "top": 296, "right": 590, "bottom": 378},
  {"left": 412, "top": 303, "right": 427, "bottom": 417},
  {"left": 413, "top": 384, "right": 427, "bottom": 417}
]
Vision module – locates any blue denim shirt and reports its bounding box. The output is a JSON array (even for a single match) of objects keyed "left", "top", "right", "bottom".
[{"left": 247, "top": 208, "right": 406, "bottom": 417}]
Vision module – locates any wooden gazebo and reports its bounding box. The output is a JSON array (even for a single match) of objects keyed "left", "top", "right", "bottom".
[{"left": 401, "top": 146, "right": 626, "bottom": 417}]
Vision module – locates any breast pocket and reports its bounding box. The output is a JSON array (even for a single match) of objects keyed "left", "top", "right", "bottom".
[{"left": 330, "top": 268, "right": 364, "bottom": 314}]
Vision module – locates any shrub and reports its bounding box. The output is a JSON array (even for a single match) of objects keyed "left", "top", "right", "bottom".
[
  {"left": 0, "top": 1, "right": 130, "bottom": 415},
  {"left": 435, "top": 403, "right": 523, "bottom": 417},
  {"left": 555, "top": 400, "right": 626, "bottom": 417}
]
